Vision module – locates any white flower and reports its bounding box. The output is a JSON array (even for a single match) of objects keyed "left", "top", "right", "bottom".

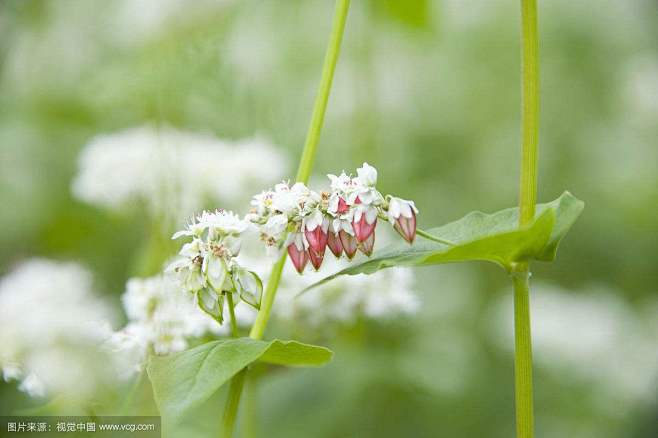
[
  {"left": 110, "top": 274, "right": 257, "bottom": 376},
  {"left": 387, "top": 197, "right": 418, "bottom": 222},
  {"left": 0, "top": 259, "right": 115, "bottom": 399},
  {"left": 174, "top": 210, "right": 250, "bottom": 240},
  {"left": 263, "top": 214, "right": 289, "bottom": 238},
  {"left": 355, "top": 162, "right": 378, "bottom": 187},
  {"left": 197, "top": 210, "right": 250, "bottom": 236},
  {"left": 328, "top": 172, "right": 352, "bottom": 192},
  {"left": 250, "top": 190, "right": 274, "bottom": 216}
]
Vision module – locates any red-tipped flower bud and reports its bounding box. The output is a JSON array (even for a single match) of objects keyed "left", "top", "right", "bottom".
[
  {"left": 339, "top": 230, "right": 358, "bottom": 260},
  {"left": 308, "top": 247, "right": 325, "bottom": 270},
  {"left": 352, "top": 206, "right": 377, "bottom": 242},
  {"left": 358, "top": 231, "right": 375, "bottom": 256},
  {"left": 287, "top": 243, "right": 308, "bottom": 274},
  {"left": 387, "top": 197, "right": 418, "bottom": 244},
  {"left": 327, "top": 232, "right": 343, "bottom": 258},
  {"left": 336, "top": 197, "right": 349, "bottom": 214}
]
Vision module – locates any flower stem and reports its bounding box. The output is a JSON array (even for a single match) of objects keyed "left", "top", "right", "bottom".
[
  {"left": 514, "top": 0, "right": 539, "bottom": 437},
  {"left": 248, "top": 255, "right": 287, "bottom": 340},
  {"left": 222, "top": 2, "right": 351, "bottom": 437},
  {"left": 227, "top": 292, "right": 239, "bottom": 338},
  {"left": 416, "top": 229, "right": 455, "bottom": 246},
  {"left": 249, "top": 0, "right": 351, "bottom": 341},
  {"left": 519, "top": 0, "right": 539, "bottom": 227},
  {"left": 295, "top": 0, "right": 351, "bottom": 184},
  {"left": 512, "top": 264, "right": 533, "bottom": 438}
]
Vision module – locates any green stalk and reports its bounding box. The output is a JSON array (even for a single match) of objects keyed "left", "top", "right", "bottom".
[
  {"left": 519, "top": 0, "right": 539, "bottom": 226},
  {"left": 227, "top": 292, "right": 239, "bottom": 338},
  {"left": 243, "top": 375, "right": 258, "bottom": 438},
  {"left": 514, "top": 0, "right": 539, "bottom": 437},
  {"left": 222, "top": 2, "right": 351, "bottom": 436},
  {"left": 295, "top": 0, "right": 351, "bottom": 184}
]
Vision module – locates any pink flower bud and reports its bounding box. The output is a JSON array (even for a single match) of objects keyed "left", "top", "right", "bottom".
[
  {"left": 387, "top": 197, "right": 418, "bottom": 244},
  {"left": 352, "top": 213, "right": 377, "bottom": 242},
  {"left": 327, "top": 232, "right": 343, "bottom": 258},
  {"left": 337, "top": 197, "right": 349, "bottom": 214},
  {"left": 394, "top": 212, "right": 417, "bottom": 243},
  {"left": 304, "top": 224, "right": 328, "bottom": 255},
  {"left": 308, "top": 247, "right": 325, "bottom": 270},
  {"left": 358, "top": 230, "right": 375, "bottom": 256},
  {"left": 287, "top": 243, "right": 308, "bottom": 274},
  {"left": 339, "top": 230, "right": 358, "bottom": 260}
]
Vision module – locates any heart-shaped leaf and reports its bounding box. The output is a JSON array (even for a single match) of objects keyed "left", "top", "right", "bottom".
[
  {"left": 302, "top": 192, "right": 584, "bottom": 292},
  {"left": 147, "top": 338, "right": 333, "bottom": 421}
]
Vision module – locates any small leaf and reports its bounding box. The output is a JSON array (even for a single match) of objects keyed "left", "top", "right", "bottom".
[
  {"left": 147, "top": 338, "right": 333, "bottom": 421},
  {"left": 234, "top": 268, "right": 263, "bottom": 310},
  {"left": 302, "top": 192, "right": 584, "bottom": 292},
  {"left": 196, "top": 288, "right": 223, "bottom": 324}
]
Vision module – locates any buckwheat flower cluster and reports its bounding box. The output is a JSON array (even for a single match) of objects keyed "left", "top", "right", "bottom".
[
  {"left": 0, "top": 259, "right": 114, "bottom": 398},
  {"left": 247, "top": 163, "right": 418, "bottom": 273},
  {"left": 108, "top": 274, "right": 255, "bottom": 377},
  {"left": 167, "top": 209, "right": 263, "bottom": 323}
]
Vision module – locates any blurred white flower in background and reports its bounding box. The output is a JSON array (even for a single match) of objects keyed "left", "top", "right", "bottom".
[
  {"left": 0, "top": 259, "right": 115, "bottom": 398},
  {"left": 72, "top": 125, "right": 287, "bottom": 219},
  {"left": 109, "top": 274, "right": 256, "bottom": 377},
  {"left": 239, "top": 248, "right": 420, "bottom": 329},
  {"left": 488, "top": 282, "right": 658, "bottom": 407}
]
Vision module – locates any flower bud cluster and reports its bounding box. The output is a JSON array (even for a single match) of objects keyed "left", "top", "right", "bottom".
[
  {"left": 167, "top": 209, "right": 262, "bottom": 323},
  {"left": 247, "top": 163, "right": 418, "bottom": 273}
]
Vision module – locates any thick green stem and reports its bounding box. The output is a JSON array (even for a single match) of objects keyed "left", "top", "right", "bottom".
[
  {"left": 512, "top": 263, "right": 534, "bottom": 438},
  {"left": 519, "top": 0, "right": 539, "bottom": 227},
  {"left": 514, "top": 0, "right": 538, "bottom": 437},
  {"left": 243, "top": 375, "right": 258, "bottom": 438},
  {"left": 222, "top": 2, "right": 351, "bottom": 436}
]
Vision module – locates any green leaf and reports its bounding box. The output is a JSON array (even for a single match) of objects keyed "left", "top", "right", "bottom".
[
  {"left": 302, "top": 192, "right": 584, "bottom": 292},
  {"left": 147, "top": 338, "right": 333, "bottom": 421}
]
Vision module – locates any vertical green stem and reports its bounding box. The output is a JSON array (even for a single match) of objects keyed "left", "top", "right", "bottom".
[
  {"left": 222, "top": 2, "right": 351, "bottom": 436},
  {"left": 519, "top": 0, "right": 539, "bottom": 227},
  {"left": 243, "top": 375, "right": 258, "bottom": 438},
  {"left": 512, "top": 264, "right": 534, "bottom": 438},
  {"left": 249, "top": 0, "right": 351, "bottom": 341},
  {"left": 295, "top": 0, "right": 351, "bottom": 184},
  {"left": 515, "top": 0, "right": 538, "bottom": 437},
  {"left": 227, "top": 292, "right": 239, "bottom": 338}
]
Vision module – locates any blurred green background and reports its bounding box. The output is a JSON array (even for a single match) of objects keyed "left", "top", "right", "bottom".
[{"left": 1, "top": 0, "right": 656, "bottom": 437}]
